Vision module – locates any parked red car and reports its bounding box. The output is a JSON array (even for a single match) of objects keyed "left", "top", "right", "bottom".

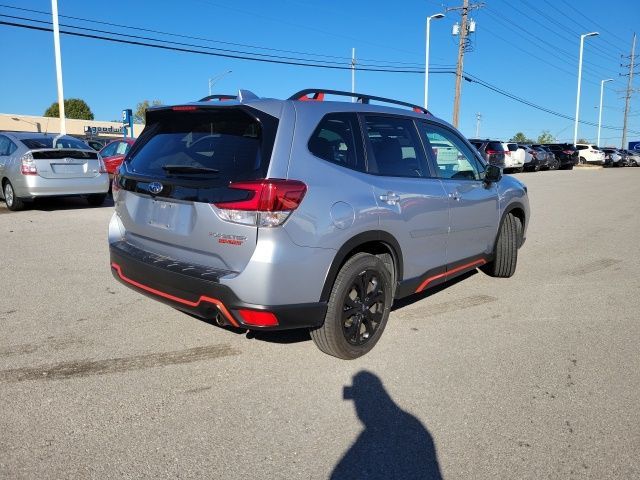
[{"left": 99, "top": 138, "right": 136, "bottom": 179}]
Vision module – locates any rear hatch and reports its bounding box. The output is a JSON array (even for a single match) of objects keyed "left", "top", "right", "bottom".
[
  {"left": 29, "top": 149, "right": 101, "bottom": 179},
  {"left": 115, "top": 105, "right": 279, "bottom": 272}
]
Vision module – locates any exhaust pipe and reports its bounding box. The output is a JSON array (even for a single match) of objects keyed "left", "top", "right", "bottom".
[{"left": 214, "top": 311, "right": 226, "bottom": 327}]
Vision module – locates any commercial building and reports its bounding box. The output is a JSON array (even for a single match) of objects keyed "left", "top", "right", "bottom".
[{"left": 0, "top": 113, "right": 143, "bottom": 140}]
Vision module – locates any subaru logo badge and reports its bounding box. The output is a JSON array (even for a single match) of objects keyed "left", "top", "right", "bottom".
[{"left": 148, "top": 182, "right": 163, "bottom": 195}]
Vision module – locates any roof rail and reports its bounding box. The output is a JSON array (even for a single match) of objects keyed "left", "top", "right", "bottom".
[
  {"left": 198, "top": 94, "right": 237, "bottom": 102},
  {"left": 288, "top": 89, "right": 432, "bottom": 115}
]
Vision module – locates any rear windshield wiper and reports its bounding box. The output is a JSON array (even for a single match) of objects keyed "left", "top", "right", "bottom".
[{"left": 161, "top": 165, "right": 219, "bottom": 174}]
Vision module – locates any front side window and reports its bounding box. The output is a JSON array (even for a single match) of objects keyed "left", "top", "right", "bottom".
[
  {"left": 417, "top": 122, "right": 484, "bottom": 181},
  {"left": 363, "top": 116, "right": 428, "bottom": 177},
  {"left": 308, "top": 113, "right": 364, "bottom": 172}
]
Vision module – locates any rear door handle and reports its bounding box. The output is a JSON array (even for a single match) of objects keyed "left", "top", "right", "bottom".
[{"left": 379, "top": 192, "right": 400, "bottom": 205}]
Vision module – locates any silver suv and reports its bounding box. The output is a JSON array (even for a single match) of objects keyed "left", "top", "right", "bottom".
[{"left": 109, "top": 89, "right": 529, "bottom": 359}]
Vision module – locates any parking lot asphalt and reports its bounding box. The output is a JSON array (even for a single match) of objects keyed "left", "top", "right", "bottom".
[{"left": 1, "top": 168, "right": 639, "bottom": 479}]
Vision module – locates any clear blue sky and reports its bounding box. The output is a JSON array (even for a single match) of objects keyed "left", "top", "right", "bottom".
[{"left": 0, "top": 0, "right": 638, "bottom": 146}]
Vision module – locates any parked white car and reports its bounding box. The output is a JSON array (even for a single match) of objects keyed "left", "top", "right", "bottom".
[
  {"left": 503, "top": 142, "right": 525, "bottom": 172},
  {"left": 575, "top": 144, "right": 605, "bottom": 164}
]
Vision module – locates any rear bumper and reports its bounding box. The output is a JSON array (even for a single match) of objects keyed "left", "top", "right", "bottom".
[
  {"left": 14, "top": 173, "right": 109, "bottom": 198},
  {"left": 109, "top": 241, "right": 327, "bottom": 331}
]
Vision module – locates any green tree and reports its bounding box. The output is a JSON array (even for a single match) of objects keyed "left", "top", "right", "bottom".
[
  {"left": 576, "top": 138, "right": 590, "bottom": 144},
  {"left": 44, "top": 98, "right": 94, "bottom": 120},
  {"left": 537, "top": 130, "right": 555, "bottom": 144},
  {"left": 510, "top": 132, "right": 533, "bottom": 143},
  {"left": 134, "top": 99, "right": 163, "bottom": 123}
]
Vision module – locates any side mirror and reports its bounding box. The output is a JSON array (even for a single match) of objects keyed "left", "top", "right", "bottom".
[{"left": 484, "top": 164, "right": 502, "bottom": 184}]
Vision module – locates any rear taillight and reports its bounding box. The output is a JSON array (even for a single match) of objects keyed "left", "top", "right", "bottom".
[
  {"left": 98, "top": 154, "right": 107, "bottom": 174},
  {"left": 562, "top": 150, "right": 574, "bottom": 154},
  {"left": 486, "top": 149, "right": 502, "bottom": 156},
  {"left": 213, "top": 179, "right": 307, "bottom": 227},
  {"left": 20, "top": 152, "right": 37, "bottom": 175}
]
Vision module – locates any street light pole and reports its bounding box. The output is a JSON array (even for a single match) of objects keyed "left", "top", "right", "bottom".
[
  {"left": 208, "top": 70, "right": 232, "bottom": 96},
  {"left": 573, "top": 31, "right": 599, "bottom": 147},
  {"left": 51, "top": 0, "right": 66, "bottom": 136},
  {"left": 424, "top": 13, "right": 445, "bottom": 109},
  {"left": 597, "top": 78, "right": 613, "bottom": 147}
]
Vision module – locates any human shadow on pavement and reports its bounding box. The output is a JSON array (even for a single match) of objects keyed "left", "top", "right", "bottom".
[{"left": 331, "top": 371, "right": 443, "bottom": 480}]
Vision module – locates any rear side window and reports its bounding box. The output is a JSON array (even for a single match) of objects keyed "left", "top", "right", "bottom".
[
  {"left": 127, "top": 108, "right": 277, "bottom": 181},
  {"left": 100, "top": 142, "right": 118, "bottom": 157},
  {"left": 363, "top": 116, "right": 428, "bottom": 177},
  {"left": 506, "top": 143, "right": 518, "bottom": 152},
  {"left": 116, "top": 142, "right": 130, "bottom": 155},
  {"left": 0, "top": 135, "right": 17, "bottom": 156},
  {"left": 470, "top": 141, "right": 483, "bottom": 149},
  {"left": 308, "top": 113, "right": 365, "bottom": 172}
]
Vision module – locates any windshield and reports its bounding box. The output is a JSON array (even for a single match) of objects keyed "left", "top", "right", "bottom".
[{"left": 20, "top": 136, "right": 91, "bottom": 150}]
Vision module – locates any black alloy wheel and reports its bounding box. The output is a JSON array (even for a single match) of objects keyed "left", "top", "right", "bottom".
[
  {"left": 310, "top": 253, "right": 393, "bottom": 359},
  {"left": 342, "top": 269, "right": 385, "bottom": 346}
]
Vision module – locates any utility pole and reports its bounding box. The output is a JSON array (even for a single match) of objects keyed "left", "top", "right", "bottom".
[
  {"left": 475, "top": 112, "right": 482, "bottom": 137},
  {"left": 351, "top": 48, "right": 356, "bottom": 101},
  {"left": 621, "top": 33, "right": 637, "bottom": 150},
  {"left": 448, "top": 0, "right": 484, "bottom": 128}
]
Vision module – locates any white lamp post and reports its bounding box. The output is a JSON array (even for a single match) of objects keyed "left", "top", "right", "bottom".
[
  {"left": 424, "top": 13, "right": 445, "bottom": 109},
  {"left": 597, "top": 78, "right": 613, "bottom": 147},
  {"left": 573, "top": 31, "right": 599, "bottom": 147},
  {"left": 208, "top": 70, "right": 232, "bottom": 96}
]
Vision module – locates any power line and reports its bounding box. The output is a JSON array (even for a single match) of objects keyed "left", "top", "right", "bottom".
[
  {"left": 0, "top": 3, "right": 437, "bottom": 68},
  {"left": 1, "top": 16, "right": 638, "bottom": 135},
  {"left": 484, "top": 4, "right": 619, "bottom": 83}
]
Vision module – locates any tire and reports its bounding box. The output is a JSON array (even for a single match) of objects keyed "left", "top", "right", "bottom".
[
  {"left": 310, "top": 253, "right": 393, "bottom": 359},
  {"left": 579, "top": 156, "right": 586, "bottom": 164},
  {"left": 87, "top": 193, "right": 107, "bottom": 206},
  {"left": 566, "top": 165, "right": 574, "bottom": 170},
  {"left": 3, "top": 180, "right": 25, "bottom": 211},
  {"left": 482, "top": 213, "right": 521, "bottom": 278}
]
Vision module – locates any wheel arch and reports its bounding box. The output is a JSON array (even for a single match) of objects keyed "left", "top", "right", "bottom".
[{"left": 319, "top": 231, "right": 403, "bottom": 303}]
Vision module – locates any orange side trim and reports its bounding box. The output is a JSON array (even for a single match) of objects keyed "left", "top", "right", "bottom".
[
  {"left": 415, "top": 259, "right": 487, "bottom": 293},
  {"left": 111, "top": 262, "right": 239, "bottom": 327}
]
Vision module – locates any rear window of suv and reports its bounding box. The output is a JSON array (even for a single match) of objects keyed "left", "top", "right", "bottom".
[{"left": 126, "top": 108, "right": 278, "bottom": 181}]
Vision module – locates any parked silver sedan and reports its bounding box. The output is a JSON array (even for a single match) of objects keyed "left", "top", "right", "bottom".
[{"left": 0, "top": 132, "right": 109, "bottom": 211}]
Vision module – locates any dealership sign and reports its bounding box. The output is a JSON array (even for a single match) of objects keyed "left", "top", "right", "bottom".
[
  {"left": 84, "top": 125, "right": 123, "bottom": 135},
  {"left": 629, "top": 141, "right": 640, "bottom": 150}
]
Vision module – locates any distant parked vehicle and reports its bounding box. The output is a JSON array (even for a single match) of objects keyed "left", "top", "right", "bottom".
[
  {"left": 0, "top": 132, "right": 109, "bottom": 211},
  {"left": 530, "top": 145, "right": 558, "bottom": 170},
  {"left": 468, "top": 139, "right": 507, "bottom": 167},
  {"left": 99, "top": 138, "right": 136, "bottom": 180},
  {"left": 504, "top": 142, "right": 525, "bottom": 172},
  {"left": 622, "top": 149, "right": 640, "bottom": 166},
  {"left": 86, "top": 138, "right": 109, "bottom": 151},
  {"left": 518, "top": 144, "right": 544, "bottom": 171},
  {"left": 544, "top": 144, "right": 579, "bottom": 169},
  {"left": 602, "top": 148, "right": 623, "bottom": 167},
  {"left": 575, "top": 143, "right": 605, "bottom": 164}
]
